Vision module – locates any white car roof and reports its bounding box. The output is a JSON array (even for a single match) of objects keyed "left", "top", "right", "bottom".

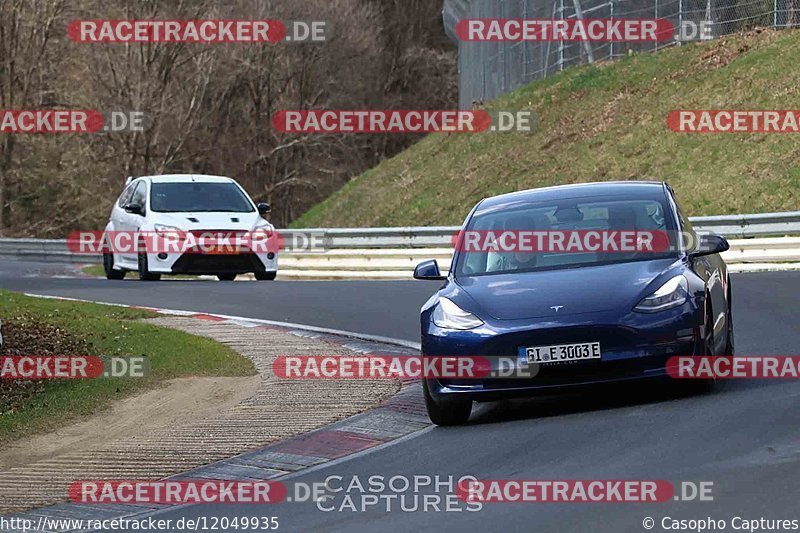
[{"left": 138, "top": 174, "right": 236, "bottom": 184}]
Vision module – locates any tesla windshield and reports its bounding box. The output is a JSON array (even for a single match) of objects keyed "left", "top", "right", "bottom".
[
  {"left": 455, "top": 196, "right": 679, "bottom": 276},
  {"left": 150, "top": 182, "right": 255, "bottom": 213}
]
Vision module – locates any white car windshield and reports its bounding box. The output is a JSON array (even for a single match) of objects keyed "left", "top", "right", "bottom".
[{"left": 150, "top": 182, "right": 254, "bottom": 213}]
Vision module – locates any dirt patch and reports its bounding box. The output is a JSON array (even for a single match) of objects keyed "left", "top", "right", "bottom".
[
  {"left": 0, "top": 317, "right": 92, "bottom": 414},
  {"left": 582, "top": 91, "right": 627, "bottom": 139},
  {"left": 0, "top": 375, "right": 259, "bottom": 469},
  {"left": 695, "top": 28, "right": 780, "bottom": 71},
  {"left": 698, "top": 39, "right": 750, "bottom": 69}
]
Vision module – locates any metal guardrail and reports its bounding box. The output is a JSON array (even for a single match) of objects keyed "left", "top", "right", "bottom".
[
  {"left": 688, "top": 211, "right": 800, "bottom": 239},
  {"left": 276, "top": 237, "right": 800, "bottom": 278},
  {"left": 0, "top": 238, "right": 86, "bottom": 264},
  {"left": 0, "top": 212, "right": 799, "bottom": 276},
  {"left": 282, "top": 211, "right": 800, "bottom": 249}
]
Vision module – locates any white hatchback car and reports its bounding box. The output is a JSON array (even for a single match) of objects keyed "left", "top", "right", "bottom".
[{"left": 103, "top": 174, "right": 278, "bottom": 281}]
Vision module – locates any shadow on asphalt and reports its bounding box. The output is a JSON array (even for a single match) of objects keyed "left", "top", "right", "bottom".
[{"left": 465, "top": 378, "right": 780, "bottom": 426}]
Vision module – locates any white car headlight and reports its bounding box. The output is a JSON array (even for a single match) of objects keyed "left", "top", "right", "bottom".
[
  {"left": 634, "top": 275, "right": 689, "bottom": 313},
  {"left": 153, "top": 224, "right": 183, "bottom": 236},
  {"left": 432, "top": 297, "right": 484, "bottom": 330},
  {"left": 251, "top": 220, "right": 274, "bottom": 240}
]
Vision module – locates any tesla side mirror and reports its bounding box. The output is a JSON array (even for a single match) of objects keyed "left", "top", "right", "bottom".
[
  {"left": 123, "top": 203, "right": 144, "bottom": 216},
  {"left": 257, "top": 202, "right": 271, "bottom": 215},
  {"left": 691, "top": 234, "right": 729, "bottom": 258},
  {"left": 414, "top": 259, "right": 446, "bottom": 280}
]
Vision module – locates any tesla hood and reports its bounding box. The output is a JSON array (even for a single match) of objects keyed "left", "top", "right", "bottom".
[{"left": 456, "top": 258, "right": 679, "bottom": 320}]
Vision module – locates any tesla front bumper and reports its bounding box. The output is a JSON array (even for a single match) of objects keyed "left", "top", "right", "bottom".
[{"left": 421, "top": 304, "right": 704, "bottom": 402}]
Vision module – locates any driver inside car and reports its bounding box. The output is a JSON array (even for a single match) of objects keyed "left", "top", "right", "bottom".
[{"left": 486, "top": 213, "right": 546, "bottom": 272}]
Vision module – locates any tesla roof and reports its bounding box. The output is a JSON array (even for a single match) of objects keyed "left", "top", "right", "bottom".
[{"left": 476, "top": 181, "right": 667, "bottom": 210}]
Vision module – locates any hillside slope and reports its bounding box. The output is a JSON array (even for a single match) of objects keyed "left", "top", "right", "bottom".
[{"left": 293, "top": 29, "right": 800, "bottom": 228}]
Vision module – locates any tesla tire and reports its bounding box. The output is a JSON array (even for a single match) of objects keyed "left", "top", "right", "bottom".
[
  {"left": 255, "top": 271, "right": 277, "bottom": 281},
  {"left": 423, "top": 379, "right": 472, "bottom": 426},
  {"left": 724, "top": 282, "right": 735, "bottom": 357},
  {"left": 217, "top": 273, "right": 237, "bottom": 281},
  {"left": 686, "top": 303, "right": 717, "bottom": 394}
]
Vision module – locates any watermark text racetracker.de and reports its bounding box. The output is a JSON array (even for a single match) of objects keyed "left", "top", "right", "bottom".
[
  {"left": 456, "top": 18, "right": 671, "bottom": 41},
  {"left": 0, "top": 110, "right": 148, "bottom": 133},
  {"left": 0, "top": 356, "right": 148, "bottom": 379},
  {"left": 668, "top": 356, "right": 800, "bottom": 379},
  {"left": 454, "top": 18, "right": 711, "bottom": 43},
  {"left": 667, "top": 110, "right": 800, "bottom": 133},
  {"left": 458, "top": 480, "right": 713, "bottom": 503},
  {"left": 452, "top": 229, "right": 671, "bottom": 253},
  {"left": 70, "top": 480, "right": 286, "bottom": 504},
  {"left": 451, "top": 229, "right": 717, "bottom": 255},
  {"left": 272, "top": 110, "right": 537, "bottom": 133},
  {"left": 272, "top": 355, "right": 541, "bottom": 379},
  {"left": 67, "top": 229, "right": 327, "bottom": 255},
  {"left": 68, "top": 19, "right": 330, "bottom": 43}
]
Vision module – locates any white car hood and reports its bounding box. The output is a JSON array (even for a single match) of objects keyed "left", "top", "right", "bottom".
[{"left": 152, "top": 211, "right": 267, "bottom": 231}]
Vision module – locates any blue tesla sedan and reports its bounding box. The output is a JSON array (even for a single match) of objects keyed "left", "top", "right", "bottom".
[{"left": 414, "top": 182, "right": 734, "bottom": 425}]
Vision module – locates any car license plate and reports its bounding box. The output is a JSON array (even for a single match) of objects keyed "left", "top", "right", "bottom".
[
  {"left": 525, "top": 342, "right": 601, "bottom": 364},
  {"left": 203, "top": 244, "right": 241, "bottom": 255}
]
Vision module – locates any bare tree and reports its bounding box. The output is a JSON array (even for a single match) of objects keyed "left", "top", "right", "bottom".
[
  {"left": 0, "top": 0, "right": 66, "bottom": 233},
  {"left": 0, "top": 0, "right": 457, "bottom": 235}
]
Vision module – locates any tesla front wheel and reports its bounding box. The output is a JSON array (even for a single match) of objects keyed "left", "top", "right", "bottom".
[
  {"left": 254, "top": 271, "right": 277, "bottom": 281},
  {"left": 685, "top": 305, "right": 717, "bottom": 394},
  {"left": 217, "top": 273, "right": 237, "bottom": 281},
  {"left": 423, "top": 378, "right": 472, "bottom": 426},
  {"left": 724, "top": 282, "right": 735, "bottom": 357}
]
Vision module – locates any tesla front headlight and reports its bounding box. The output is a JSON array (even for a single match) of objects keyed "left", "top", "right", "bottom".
[
  {"left": 634, "top": 275, "right": 689, "bottom": 313},
  {"left": 432, "top": 298, "right": 484, "bottom": 330}
]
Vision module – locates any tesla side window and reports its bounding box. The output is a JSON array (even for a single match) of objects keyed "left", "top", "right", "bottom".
[
  {"left": 457, "top": 197, "right": 679, "bottom": 277},
  {"left": 671, "top": 195, "right": 697, "bottom": 253},
  {"left": 149, "top": 182, "right": 254, "bottom": 213}
]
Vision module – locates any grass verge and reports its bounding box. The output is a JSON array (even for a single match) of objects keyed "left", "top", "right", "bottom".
[
  {"left": 293, "top": 29, "right": 800, "bottom": 228},
  {"left": 0, "top": 290, "right": 255, "bottom": 444}
]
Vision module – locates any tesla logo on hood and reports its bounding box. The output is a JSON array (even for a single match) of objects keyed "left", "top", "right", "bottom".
[{"left": 550, "top": 305, "right": 564, "bottom": 312}]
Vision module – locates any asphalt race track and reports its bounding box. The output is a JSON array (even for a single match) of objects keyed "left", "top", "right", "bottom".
[
  {"left": 0, "top": 261, "right": 438, "bottom": 341},
  {"left": 2, "top": 260, "right": 800, "bottom": 532}
]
